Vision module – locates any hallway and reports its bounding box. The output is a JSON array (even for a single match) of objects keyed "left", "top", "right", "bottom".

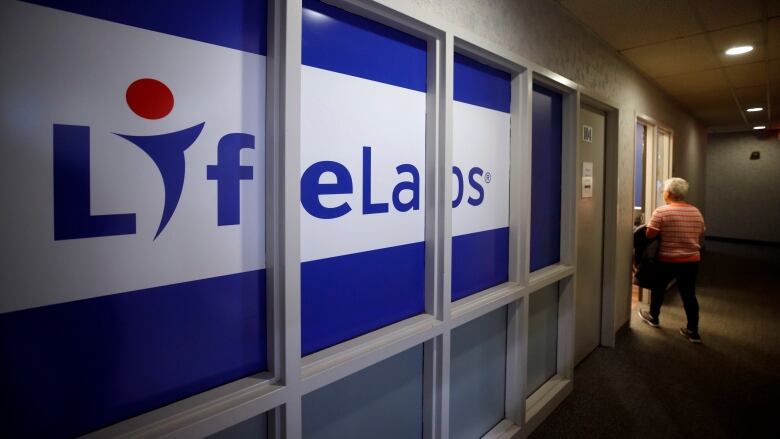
[{"left": 531, "top": 240, "right": 780, "bottom": 438}]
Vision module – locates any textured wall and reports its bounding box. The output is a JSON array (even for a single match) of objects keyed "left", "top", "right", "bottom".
[
  {"left": 706, "top": 132, "right": 780, "bottom": 243},
  {"left": 383, "top": 0, "right": 708, "bottom": 332}
]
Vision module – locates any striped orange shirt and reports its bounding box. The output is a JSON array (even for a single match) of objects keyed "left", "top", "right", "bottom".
[{"left": 647, "top": 202, "right": 705, "bottom": 263}]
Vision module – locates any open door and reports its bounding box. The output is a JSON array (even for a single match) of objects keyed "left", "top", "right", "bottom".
[
  {"left": 645, "top": 125, "right": 673, "bottom": 215},
  {"left": 632, "top": 119, "right": 673, "bottom": 309}
]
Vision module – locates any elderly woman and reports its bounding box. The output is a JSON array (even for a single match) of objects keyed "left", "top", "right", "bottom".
[{"left": 638, "top": 178, "right": 706, "bottom": 343}]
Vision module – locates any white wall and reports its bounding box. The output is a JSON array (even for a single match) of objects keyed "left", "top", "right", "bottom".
[
  {"left": 393, "top": 0, "right": 709, "bottom": 332},
  {"left": 706, "top": 131, "right": 780, "bottom": 243}
]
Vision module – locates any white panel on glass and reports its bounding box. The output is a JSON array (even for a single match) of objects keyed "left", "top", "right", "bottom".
[
  {"left": 527, "top": 283, "right": 559, "bottom": 396},
  {"left": 208, "top": 412, "right": 268, "bottom": 439},
  {"left": 303, "top": 345, "right": 424, "bottom": 439},
  {"left": 450, "top": 307, "right": 507, "bottom": 439}
]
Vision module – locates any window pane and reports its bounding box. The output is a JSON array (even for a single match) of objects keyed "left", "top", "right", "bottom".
[
  {"left": 303, "top": 345, "right": 424, "bottom": 439},
  {"left": 530, "top": 84, "right": 563, "bottom": 271},
  {"left": 300, "top": 0, "right": 427, "bottom": 355},
  {"left": 0, "top": 1, "right": 268, "bottom": 436},
  {"left": 656, "top": 131, "right": 671, "bottom": 208},
  {"left": 451, "top": 53, "right": 511, "bottom": 301},
  {"left": 450, "top": 307, "right": 508, "bottom": 439},
  {"left": 209, "top": 412, "right": 268, "bottom": 439},
  {"left": 634, "top": 123, "right": 645, "bottom": 208},
  {"left": 527, "top": 283, "right": 559, "bottom": 395}
]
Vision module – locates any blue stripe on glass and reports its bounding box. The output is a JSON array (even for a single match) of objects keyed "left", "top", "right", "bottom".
[
  {"left": 530, "top": 84, "right": 563, "bottom": 271},
  {"left": 454, "top": 52, "right": 511, "bottom": 113},
  {"left": 0, "top": 270, "right": 266, "bottom": 438},
  {"left": 302, "top": 0, "right": 427, "bottom": 93},
  {"left": 452, "top": 227, "right": 510, "bottom": 301},
  {"left": 23, "top": 0, "right": 268, "bottom": 56},
  {"left": 301, "top": 242, "right": 426, "bottom": 355}
]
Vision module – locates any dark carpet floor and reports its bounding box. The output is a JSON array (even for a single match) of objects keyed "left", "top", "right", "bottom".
[{"left": 530, "top": 240, "right": 780, "bottom": 439}]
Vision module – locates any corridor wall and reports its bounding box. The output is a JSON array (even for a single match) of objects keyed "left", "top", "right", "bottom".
[{"left": 706, "top": 131, "right": 780, "bottom": 243}]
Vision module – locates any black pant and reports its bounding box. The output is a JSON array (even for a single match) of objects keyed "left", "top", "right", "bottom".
[{"left": 650, "top": 262, "right": 700, "bottom": 332}]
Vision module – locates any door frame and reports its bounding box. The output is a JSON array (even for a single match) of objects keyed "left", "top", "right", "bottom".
[
  {"left": 578, "top": 93, "right": 620, "bottom": 349},
  {"left": 637, "top": 115, "right": 674, "bottom": 215},
  {"left": 634, "top": 114, "right": 674, "bottom": 308}
]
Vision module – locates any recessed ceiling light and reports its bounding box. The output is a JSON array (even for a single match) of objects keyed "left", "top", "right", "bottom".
[
  {"left": 753, "top": 125, "right": 765, "bottom": 130},
  {"left": 746, "top": 107, "right": 763, "bottom": 112},
  {"left": 725, "top": 45, "right": 753, "bottom": 55}
]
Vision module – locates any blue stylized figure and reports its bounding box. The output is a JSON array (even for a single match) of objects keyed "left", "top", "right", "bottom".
[
  {"left": 115, "top": 123, "right": 204, "bottom": 239},
  {"left": 114, "top": 78, "right": 207, "bottom": 239}
]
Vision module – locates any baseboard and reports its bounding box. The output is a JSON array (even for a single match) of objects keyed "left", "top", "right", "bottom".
[{"left": 705, "top": 236, "right": 780, "bottom": 247}]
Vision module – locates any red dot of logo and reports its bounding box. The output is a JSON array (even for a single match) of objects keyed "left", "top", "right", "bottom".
[{"left": 126, "top": 78, "right": 174, "bottom": 120}]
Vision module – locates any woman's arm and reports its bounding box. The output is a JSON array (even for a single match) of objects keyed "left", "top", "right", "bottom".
[{"left": 646, "top": 227, "right": 659, "bottom": 239}]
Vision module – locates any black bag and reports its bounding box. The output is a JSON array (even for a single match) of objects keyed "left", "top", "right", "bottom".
[{"left": 633, "top": 225, "right": 660, "bottom": 290}]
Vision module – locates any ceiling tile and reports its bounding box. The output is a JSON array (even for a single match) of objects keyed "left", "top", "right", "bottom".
[
  {"left": 675, "top": 90, "right": 734, "bottom": 109},
  {"left": 559, "top": 0, "right": 701, "bottom": 49},
  {"left": 768, "top": 18, "right": 780, "bottom": 60},
  {"left": 735, "top": 85, "right": 770, "bottom": 108},
  {"left": 689, "top": 0, "right": 762, "bottom": 30},
  {"left": 745, "top": 110, "right": 769, "bottom": 125},
  {"left": 770, "top": 59, "right": 780, "bottom": 86},
  {"left": 622, "top": 34, "right": 719, "bottom": 77},
  {"left": 743, "top": 91, "right": 770, "bottom": 123},
  {"left": 692, "top": 105, "right": 744, "bottom": 126},
  {"left": 724, "top": 62, "right": 769, "bottom": 88},
  {"left": 656, "top": 69, "right": 729, "bottom": 95},
  {"left": 710, "top": 22, "right": 766, "bottom": 65},
  {"left": 770, "top": 0, "right": 780, "bottom": 18}
]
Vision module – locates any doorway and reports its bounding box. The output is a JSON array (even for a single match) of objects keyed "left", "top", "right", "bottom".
[{"left": 632, "top": 118, "right": 673, "bottom": 310}]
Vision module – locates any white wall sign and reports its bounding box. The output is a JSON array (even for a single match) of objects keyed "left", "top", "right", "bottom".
[
  {"left": 582, "top": 176, "right": 593, "bottom": 198},
  {"left": 582, "top": 161, "right": 593, "bottom": 177}
]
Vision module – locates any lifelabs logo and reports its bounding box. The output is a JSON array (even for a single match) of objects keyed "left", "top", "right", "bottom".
[
  {"left": 53, "top": 78, "right": 256, "bottom": 241},
  {"left": 52, "top": 79, "right": 494, "bottom": 241}
]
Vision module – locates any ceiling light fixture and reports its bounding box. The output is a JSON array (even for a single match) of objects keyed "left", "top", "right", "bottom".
[
  {"left": 725, "top": 45, "right": 753, "bottom": 55},
  {"left": 746, "top": 107, "right": 763, "bottom": 112},
  {"left": 753, "top": 125, "right": 765, "bottom": 130}
]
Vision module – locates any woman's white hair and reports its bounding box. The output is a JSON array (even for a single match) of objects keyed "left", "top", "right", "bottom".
[{"left": 664, "top": 177, "right": 689, "bottom": 200}]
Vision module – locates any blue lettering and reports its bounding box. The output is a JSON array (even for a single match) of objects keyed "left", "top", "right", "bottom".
[
  {"left": 392, "top": 164, "right": 420, "bottom": 212},
  {"left": 362, "top": 146, "right": 389, "bottom": 214},
  {"left": 452, "top": 166, "right": 464, "bottom": 208},
  {"left": 53, "top": 124, "right": 136, "bottom": 240},
  {"left": 467, "top": 167, "right": 484, "bottom": 206},
  {"left": 299, "top": 148, "right": 491, "bottom": 218},
  {"left": 301, "top": 161, "right": 353, "bottom": 219},
  {"left": 207, "top": 133, "right": 255, "bottom": 226}
]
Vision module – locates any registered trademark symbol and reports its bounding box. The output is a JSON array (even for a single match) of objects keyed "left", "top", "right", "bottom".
[{"left": 484, "top": 172, "right": 492, "bottom": 184}]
